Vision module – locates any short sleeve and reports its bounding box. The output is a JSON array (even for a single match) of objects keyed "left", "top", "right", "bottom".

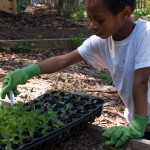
[
  {"left": 77, "top": 35, "right": 107, "bottom": 70},
  {"left": 135, "top": 27, "right": 150, "bottom": 70}
]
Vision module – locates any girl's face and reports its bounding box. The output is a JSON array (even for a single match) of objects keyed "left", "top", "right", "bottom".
[{"left": 85, "top": 0, "right": 132, "bottom": 40}]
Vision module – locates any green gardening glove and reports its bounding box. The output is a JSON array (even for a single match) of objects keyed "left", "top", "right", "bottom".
[
  {"left": 0, "top": 64, "right": 41, "bottom": 99},
  {"left": 102, "top": 114, "right": 148, "bottom": 148}
]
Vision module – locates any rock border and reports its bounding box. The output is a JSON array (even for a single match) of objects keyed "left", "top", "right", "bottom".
[{"left": 0, "top": 38, "right": 75, "bottom": 50}]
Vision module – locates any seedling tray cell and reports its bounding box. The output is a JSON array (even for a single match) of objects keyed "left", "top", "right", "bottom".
[{"left": 0, "top": 90, "right": 106, "bottom": 150}]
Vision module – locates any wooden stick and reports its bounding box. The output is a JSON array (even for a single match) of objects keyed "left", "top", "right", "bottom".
[{"left": 84, "top": 89, "right": 117, "bottom": 93}]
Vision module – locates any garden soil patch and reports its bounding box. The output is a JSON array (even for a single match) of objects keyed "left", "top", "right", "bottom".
[
  {"left": 0, "top": 11, "right": 92, "bottom": 40},
  {"left": 0, "top": 11, "right": 127, "bottom": 150}
]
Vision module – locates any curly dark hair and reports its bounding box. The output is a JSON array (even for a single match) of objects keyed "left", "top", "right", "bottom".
[
  {"left": 103, "top": 0, "right": 136, "bottom": 14},
  {"left": 84, "top": 0, "right": 136, "bottom": 14}
]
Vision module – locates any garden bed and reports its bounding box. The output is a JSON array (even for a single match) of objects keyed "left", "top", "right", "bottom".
[{"left": 0, "top": 11, "right": 92, "bottom": 40}]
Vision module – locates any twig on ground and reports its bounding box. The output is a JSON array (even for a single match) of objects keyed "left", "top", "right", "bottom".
[{"left": 84, "top": 89, "right": 117, "bottom": 93}]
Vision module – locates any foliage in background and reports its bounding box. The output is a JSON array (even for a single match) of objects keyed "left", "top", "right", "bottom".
[
  {"left": 38, "top": 0, "right": 85, "bottom": 17},
  {"left": 133, "top": 9, "right": 149, "bottom": 16},
  {"left": 71, "top": 35, "right": 85, "bottom": 49},
  {"left": 147, "top": 0, "right": 150, "bottom": 13},
  {"left": 71, "top": 11, "right": 88, "bottom": 20},
  {"left": 0, "top": 43, "right": 30, "bottom": 53},
  {"left": 57, "top": 0, "right": 84, "bottom": 17},
  {"left": 17, "top": 0, "right": 150, "bottom": 18},
  {"left": 98, "top": 70, "right": 113, "bottom": 85},
  {"left": 133, "top": 0, "right": 150, "bottom": 17},
  {"left": 10, "top": 42, "right": 30, "bottom": 52}
]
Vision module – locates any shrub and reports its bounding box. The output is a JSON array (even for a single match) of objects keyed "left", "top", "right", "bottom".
[
  {"left": 133, "top": 9, "right": 148, "bottom": 16},
  {"left": 147, "top": 0, "right": 150, "bottom": 13}
]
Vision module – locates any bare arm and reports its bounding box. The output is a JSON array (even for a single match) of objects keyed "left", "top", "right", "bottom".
[
  {"left": 37, "top": 49, "right": 84, "bottom": 74},
  {"left": 133, "top": 67, "right": 150, "bottom": 117}
]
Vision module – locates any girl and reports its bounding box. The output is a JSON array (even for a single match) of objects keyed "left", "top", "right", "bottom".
[{"left": 1, "top": 0, "right": 150, "bottom": 148}]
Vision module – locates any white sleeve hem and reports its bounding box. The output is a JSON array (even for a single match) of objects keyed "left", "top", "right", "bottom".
[{"left": 134, "top": 62, "right": 150, "bottom": 70}]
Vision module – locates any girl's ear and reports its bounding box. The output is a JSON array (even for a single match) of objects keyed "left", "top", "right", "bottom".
[{"left": 121, "top": 6, "right": 132, "bottom": 20}]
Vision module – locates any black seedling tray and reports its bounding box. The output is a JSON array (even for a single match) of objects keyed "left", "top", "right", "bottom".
[{"left": 0, "top": 90, "right": 106, "bottom": 150}]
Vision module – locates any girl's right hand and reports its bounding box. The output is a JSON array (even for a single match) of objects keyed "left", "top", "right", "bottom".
[{"left": 0, "top": 64, "right": 40, "bottom": 99}]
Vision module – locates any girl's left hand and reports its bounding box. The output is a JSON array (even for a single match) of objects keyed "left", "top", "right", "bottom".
[{"left": 102, "top": 114, "right": 148, "bottom": 148}]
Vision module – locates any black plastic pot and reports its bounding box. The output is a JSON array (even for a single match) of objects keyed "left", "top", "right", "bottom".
[{"left": 0, "top": 90, "right": 107, "bottom": 150}]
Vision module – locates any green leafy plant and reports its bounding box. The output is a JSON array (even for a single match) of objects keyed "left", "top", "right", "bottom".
[
  {"left": 66, "top": 103, "right": 73, "bottom": 111},
  {"left": 0, "top": 46, "right": 11, "bottom": 52},
  {"left": 53, "top": 120, "right": 64, "bottom": 128},
  {"left": 133, "top": 9, "right": 148, "bottom": 16},
  {"left": 0, "top": 126, "right": 16, "bottom": 149},
  {"left": 0, "top": 102, "right": 63, "bottom": 149},
  {"left": 23, "top": 110, "right": 40, "bottom": 138},
  {"left": 37, "top": 110, "right": 54, "bottom": 134},
  {"left": 71, "top": 11, "right": 88, "bottom": 20}
]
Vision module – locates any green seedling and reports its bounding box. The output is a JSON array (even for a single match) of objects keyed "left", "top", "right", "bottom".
[{"left": 0, "top": 102, "right": 63, "bottom": 149}]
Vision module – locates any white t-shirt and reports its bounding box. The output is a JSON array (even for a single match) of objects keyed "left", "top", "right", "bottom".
[{"left": 77, "top": 18, "right": 150, "bottom": 123}]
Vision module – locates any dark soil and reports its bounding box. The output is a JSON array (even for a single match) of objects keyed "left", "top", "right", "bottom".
[{"left": 0, "top": 11, "right": 93, "bottom": 40}]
